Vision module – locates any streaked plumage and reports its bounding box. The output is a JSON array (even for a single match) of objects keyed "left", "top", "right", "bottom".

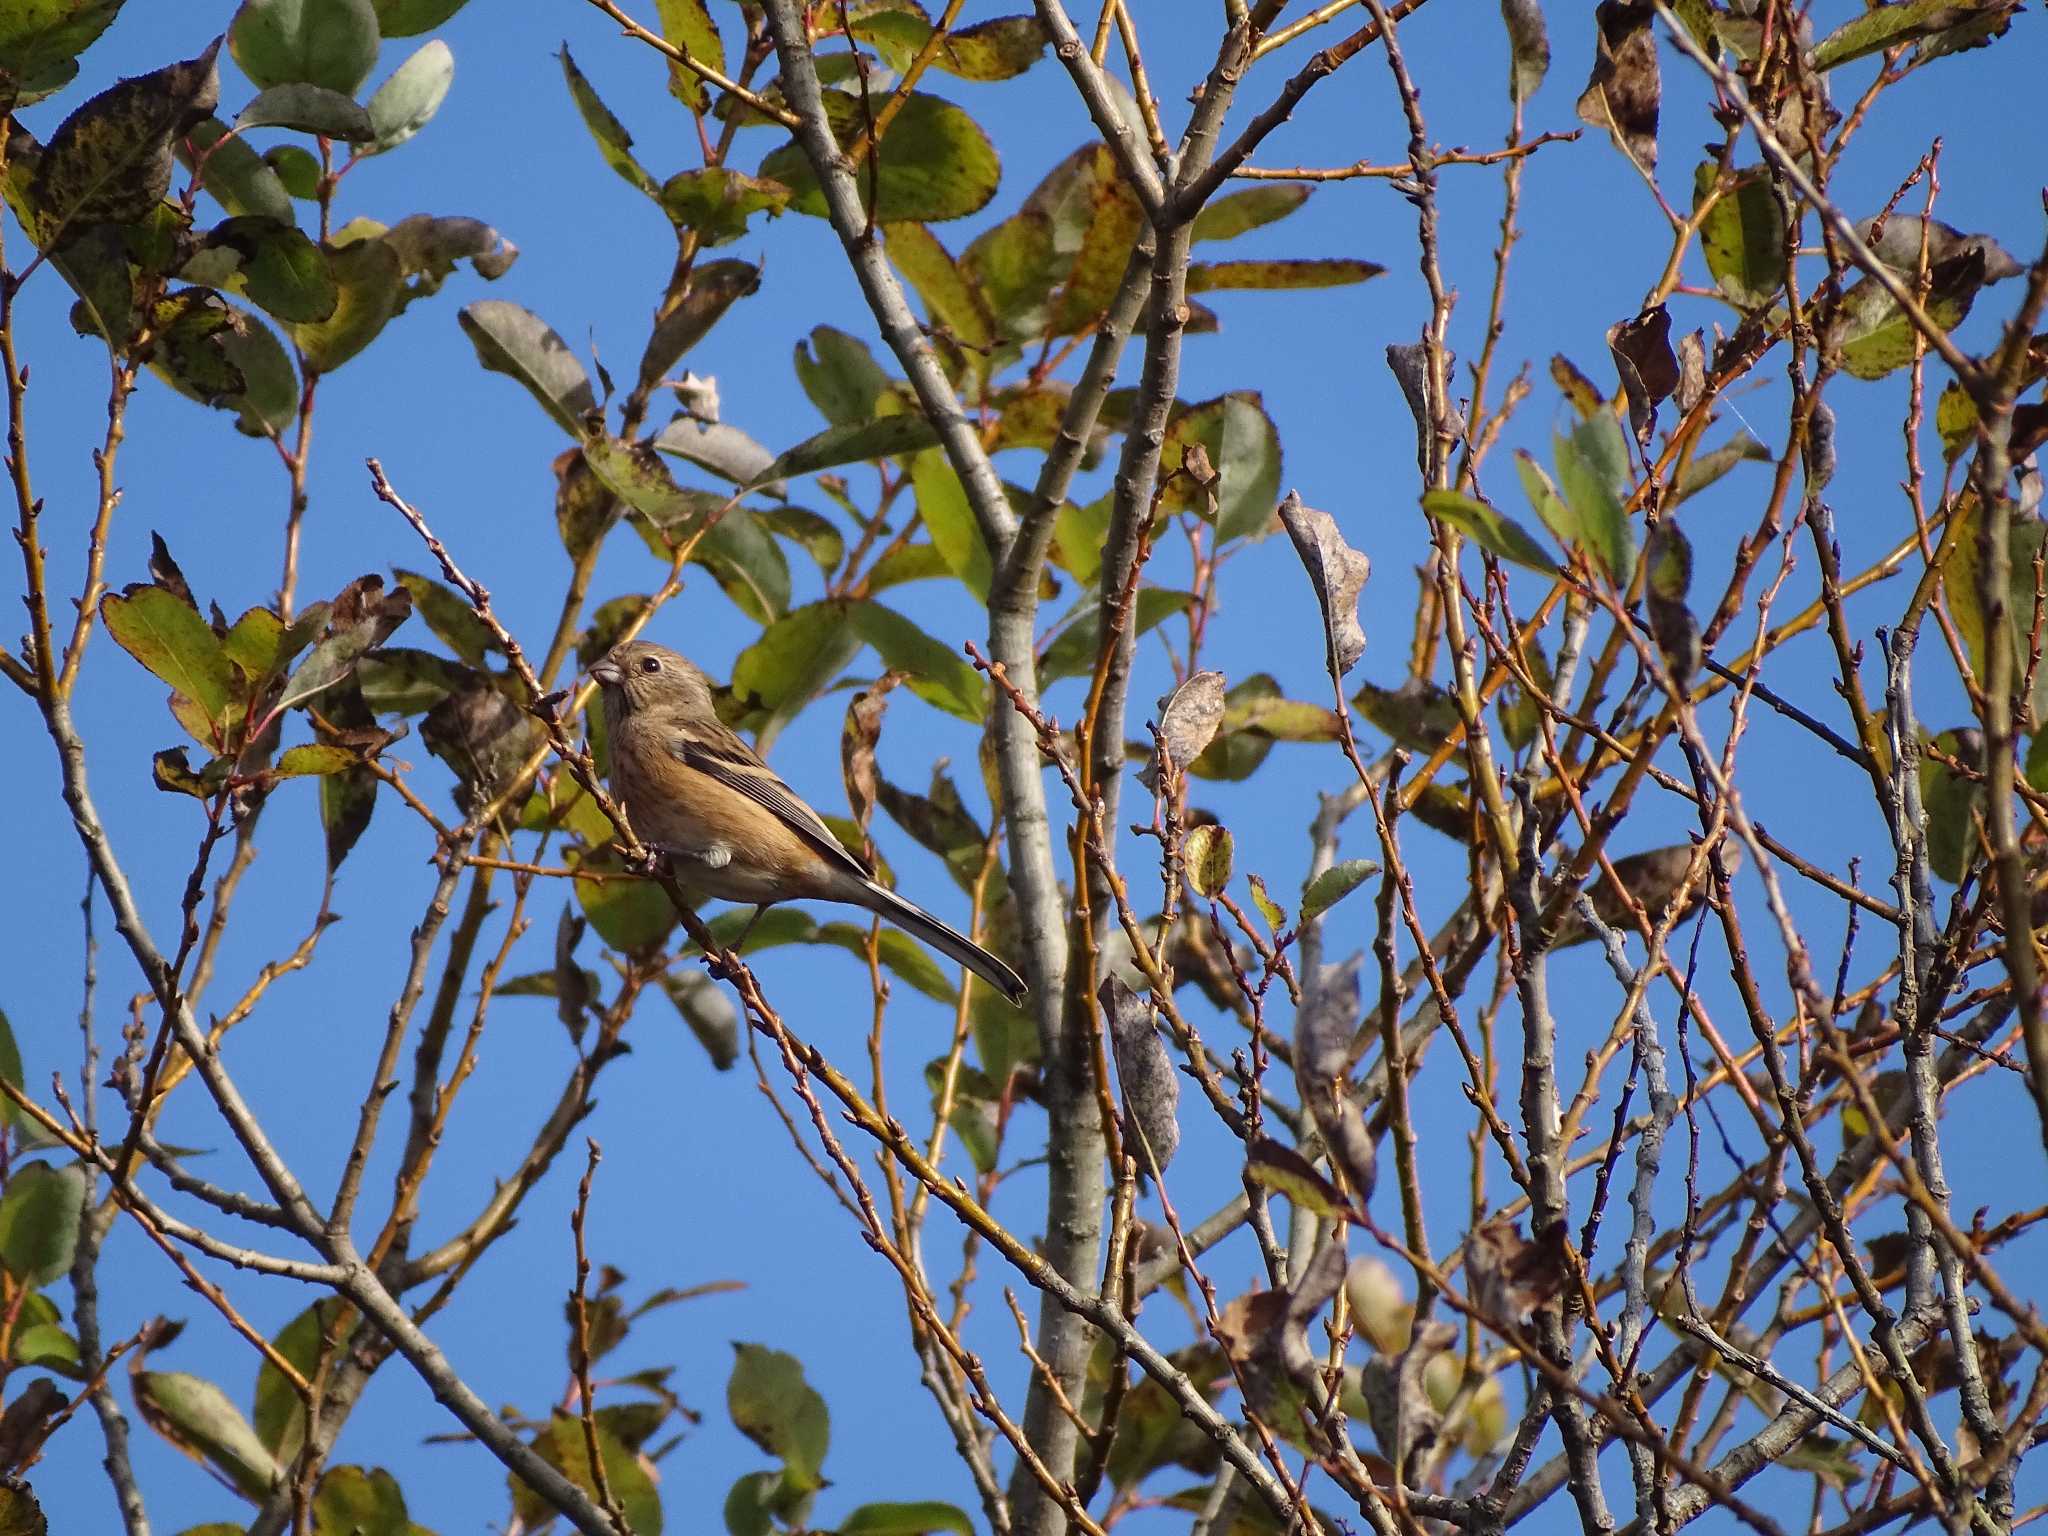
[{"left": 591, "top": 641, "right": 1028, "bottom": 1005}]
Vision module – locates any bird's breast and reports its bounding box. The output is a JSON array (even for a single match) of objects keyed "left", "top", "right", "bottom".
[{"left": 609, "top": 717, "right": 838, "bottom": 905}]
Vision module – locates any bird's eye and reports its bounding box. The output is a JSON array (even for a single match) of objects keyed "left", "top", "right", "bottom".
[{"left": 639, "top": 656, "right": 661, "bottom": 674}]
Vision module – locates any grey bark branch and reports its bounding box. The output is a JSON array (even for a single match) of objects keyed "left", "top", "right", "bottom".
[
  {"left": 33, "top": 690, "right": 626, "bottom": 1536},
  {"left": 1622, "top": 1311, "right": 1943, "bottom": 1534},
  {"left": 71, "top": 1194, "right": 149, "bottom": 1536},
  {"left": 1030, "top": 1, "right": 1167, "bottom": 220},
  {"left": 755, "top": 0, "right": 1018, "bottom": 555}
]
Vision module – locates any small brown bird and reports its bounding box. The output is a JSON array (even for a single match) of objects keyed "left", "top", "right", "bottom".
[{"left": 591, "top": 640, "right": 1028, "bottom": 1006}]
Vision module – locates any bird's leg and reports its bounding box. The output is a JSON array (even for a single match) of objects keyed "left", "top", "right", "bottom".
[
  {"left": 733, "top": 903, "right": 770, "bottom": 950},
  {"left": 706, "top": 903, "right": 771, "bottom": 983}
]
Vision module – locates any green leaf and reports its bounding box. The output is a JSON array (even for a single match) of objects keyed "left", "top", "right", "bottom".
[
  {"left": 1941, "top": 493, "right": 2048, "bottom": 721},
  {"left": 652, "top": 416, "right": 778, "bottom": 492},
  {"left": 728, "top": 1343, "right": 830, "bottom": 1489},
  {"left": 1671, "top": 429, "right": 1771, "bottom": 505},
  {"left": 321, "top": 756, "right": 377, "bottom": 872},
  {"left": 236, "top": 82, "right": 373, "bottom": 139},
  {"left": 761, "top": 91, "right": 1000, "bottom": 224},
  {"left": 1551, "top": 414, "right": 1634, "bottom": 580},
  {"left": 1517, "top": 451, "right": 1577, "bottom": 548},
  {"left": 1244, "top": 1137, "right": 1348, "bottom": 1221},
  {"left": 1502, "top": 0, "right": 1549, "bottom": 102},
  {"left": 1355, "top": 678, "right": 1459, "bottom": 752},
  {"left": 1812, "top": 0, "right": 2014, "bottom": 68},
  {"left": 637, "top": 257, "right": 760, "bottom": 392},
  {"left": 1222, "top": 881, "right": 1276, "bottom": 945},
  {"left": 1421, "top": 489, "right": 1554, "bottom": 572},
  {"left": 1045, "top": 145, "right": 1145, "bottom": 336},
  {"left": 1185, "top": 258, "right": 1384, "bottom": 292},
  {"left": 848, "top": 602, "right": 986, "bottom": 720},
  {"left": 794, "top": 325, "right": 891, "bottom": 425},
  {"left": 1184, "top": 824, "right": 1232, "bottom": 898},
  {"left": 363, "top": 37, "right": 452, "bottom": 153},
  {"left": 885, "top": 221, "right": 994, "bottom": 356},
  {"left": 373, "top": 0, "right": 469, "bottom": 35},
  {"left": 205, "top": 215, "right": 337, "bottom": 323},
  {"left": 849, "top": 12, "right": 1044, "bottom": 79},
  {"left": 458, "top": 299, "right": 596, "bottom": 434},
  {"left": 29, "top": 41, "right": 220, "bottom": 236},
  {"left": 867, "top": 542, "right": 950, "bottom": 592},
  {"left": 1936, "top": 381, "right": 1979, "bottom": 461},
  {"left": 1161, "top": 393, "right": 1284, "bottom": 543},
  {"left": 1693, "top": 164, "right": 1785, "bottom": 310},
  {"left": 655, "top": 0, "right": 724, "bottom": 109},
  {"left": 731, "top": 602, "right": 862, "bottom": 747},
  {"left": 135, "top": 289, "right": 246, "bottom": 414},
  {"left": 393, "top": 567, "right": 494, "bottom": 666},
  {"left": 1920, "top": 728, "right": 1983, "bottom": 883},
  {"left": 510, "top": 1414, "right": 663, "bottom": 1535},
  {"left": 100, "top": 585, "right": 237, "bottom": 727},
  {"left": 561, "top": 44, "right": 660, "bottom": 199},
  {"left": 1042, "top": 589, "right": 1193, "bottom": 684},
  {"left": 839, "top": 1502, "right": 976, "bottom": 1536},
  {"left": 312, "top": 1466, "right": 410, "bottom": 1536},
  {"left": 265, "top": 142, "right": 321, "bottom": 197},
  {"left": 576, "top": 850, "right": 676, "bottom": 952},
  {"left": 158, "top": 746, "right": 230, "bottom": 799},
  {"left": 817, "top": 922, "right": 956, "bottom": 1002},
  {"left": 229, "top": 0, "right": 381, "bottom": 95},
  {"left": 1302, "top": 858, "right": 1379, "bottom": 920},
  {"left": 658, "top": 166, "right": 792, "bottom": 247},
  {"left": 2028, "top": 728, "right": 2048, "bottom": 793},
  {"left": 1191, "top": 184, "right": 1311, "bottom": 243},
  {"left": 222, "top": 602, "right": 317, "bottom": 684},
  {"left": 0, "top": 1011, "right": 37, "bottom": 1141},
  {"left": 757, "top": 414, "right": 942, "bottom": 486},
  {"left": 184, "top": 118, "right": 294, "bottom": 221},
  {"left": 725, "top": 1470, "right": 789, "bottom": 1536},
  {"left": 254, "top": 1299, "right": 344, "bottom": 1461},
  {"left": 760, "top": 505, "right": 844, "bottom": 573},
  {"left": 134, "top": 1370, "right": 281, "bottom": 1498},
  {"left": 15, "top": 1318, "right": 82, "bottom": 1377},
  {"left": 1830, "top": 247, "right": 1996, "bottom": 381},
  {"left": 1051, "top": 493, "right": 1110, "bottom": 585},
  {"left": 273, "top": 742, "right": 357, "bottom": 776},
  {"left": 962, "top": 207, "right": 1056, "bottom": 338},
  {"left": 910, "top": 447, "right": 991, "bottom": 601},
  {"left": 286, "top": 234, "right": 399, "bottom": 371},
  {"left": 587, "top": 435, "right": 791, "bottom": 622},
  {"left": 277, "top": 575, "right": 413, "bottom": 713},
  {"left": 0, "top": 0, "right": 124, "bottom": 104},
  {"left": 0, "top": 1161, "right": 86, "bottom": 1285}
]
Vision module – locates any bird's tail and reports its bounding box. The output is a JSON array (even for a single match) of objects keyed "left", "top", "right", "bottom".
[{"left": 860, "top": 881, "right": 1029, "bottom": 1006}]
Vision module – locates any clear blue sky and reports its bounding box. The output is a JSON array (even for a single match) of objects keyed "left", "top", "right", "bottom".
[{"left": 10, "top": 2, "right": 2042, "bottom": 1532}]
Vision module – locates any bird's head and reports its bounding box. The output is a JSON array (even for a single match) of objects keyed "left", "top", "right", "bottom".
[{"left": 590, "top": 641, "right": 715, "bottom": 720}]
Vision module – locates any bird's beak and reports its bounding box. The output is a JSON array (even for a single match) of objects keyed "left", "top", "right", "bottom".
[{"left": 590, "top": 659, "right": 623, "bottom": 687}]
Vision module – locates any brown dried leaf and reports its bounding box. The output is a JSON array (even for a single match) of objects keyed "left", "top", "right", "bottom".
[
  {"left": 1294, "top": 955, "right": 1376, "bottom": 1203},
  {"left": 1102, "top": 975, "right": 1180, "bottom": 1172},
  {"left": 1216, "top": 1238, "right": 1347, "bottom": 1415},
  {"left": 1675, "top": 328, "right": 1706, "bottom": 413},
  {"left": 1557, "top": 839, "right": 1744, "bottom": 945},
  {"left": 1608, "top": 303, "right": 1677, "bottom": 448},
  {"left": 1156, "top": 669, "right": 1227, "bottom": 776},
  {"left": 1360, "top": 1318, "right": 1456, "bottom": 1472},
  {"left": 840, "top": 670, "right": 907, "bottom": 836},
  {"left": 1278, "top": 491, "right": 1371, "bottom": 679},
  {"left": 1464, "top": 1216, "right": 1569, "bottom": 1323},
  {"left": 1577, "top": 0, "right": 1659, "bottom": 169}
]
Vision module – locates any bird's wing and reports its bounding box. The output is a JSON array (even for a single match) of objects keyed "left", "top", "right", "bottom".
[{"left": 667, "top": 724, "right": 874, "bottom": 882}]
